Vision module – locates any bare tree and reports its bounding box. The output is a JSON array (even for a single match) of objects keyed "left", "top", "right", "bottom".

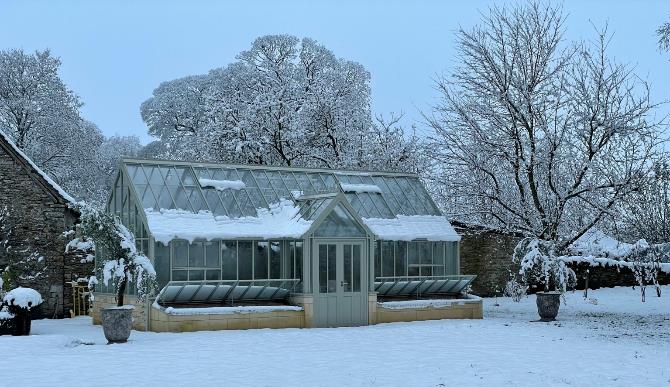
[{"left": 426, "top": 2, "right": 662, "bottom": 257}]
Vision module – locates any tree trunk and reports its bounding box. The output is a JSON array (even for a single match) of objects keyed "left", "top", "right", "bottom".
[{"left": 117, "top": 276, "right": 127, "bottom": 307}]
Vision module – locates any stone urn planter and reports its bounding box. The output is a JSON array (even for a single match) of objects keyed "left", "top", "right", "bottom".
[
  {"left": 101, "top": 306, "right": 133, "bottom": 343},
  {"left": 536, "top": 291, "right": 561, "bottom": 321}
]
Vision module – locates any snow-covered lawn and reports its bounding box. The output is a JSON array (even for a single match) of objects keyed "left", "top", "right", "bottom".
[{"left": 2, "top": 286, "right": 669, "bottom": 387}]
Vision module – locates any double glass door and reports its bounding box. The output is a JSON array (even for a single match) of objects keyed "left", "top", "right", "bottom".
[{"left": 312, "top": 240, "right": 368, "bottom": 327}]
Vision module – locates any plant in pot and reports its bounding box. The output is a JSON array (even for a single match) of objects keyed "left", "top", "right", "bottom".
[
  {"left": 513, "top": 238, "right": 577, "bottom": 321},
  {"left": 2, "top": 287, "right": 43, "bottom": 335},
  {"left": 76, "top": 204, "right": 156, "bottom": 344}
]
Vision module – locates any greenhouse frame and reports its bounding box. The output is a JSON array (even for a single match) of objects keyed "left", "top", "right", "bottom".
[{"left": 94, "top": 158, "right": 479, "bottom": 330}]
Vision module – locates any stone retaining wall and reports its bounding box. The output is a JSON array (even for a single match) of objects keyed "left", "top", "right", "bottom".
[
  {"left": 149, "top": 305, "right": 305, "bottom": 332},
  {"left": 375, "top": 298, "right": 483, "bottom": 323}
]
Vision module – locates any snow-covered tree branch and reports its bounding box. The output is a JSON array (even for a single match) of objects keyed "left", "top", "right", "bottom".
[{"left": 426, "top": 2, "right": 664, "bottom": 293}]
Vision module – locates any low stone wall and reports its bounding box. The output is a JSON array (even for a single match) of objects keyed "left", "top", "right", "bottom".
[
  {"left": 375, "top": 297, "right": 483, "bottom": 323},
  {"left": 91, "top": 293, "right": 149, "bottom": 331},
  {"left": 150, "top": 304, "right": 305, "bottom": 332}
]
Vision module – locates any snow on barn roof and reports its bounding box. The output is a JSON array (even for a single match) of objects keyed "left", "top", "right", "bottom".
[
  {"left": 117, "top": 159, "right": 459, "bottom": 241},
  {"left": 0, "top": 130, "right": 76, "bottom": 204}
]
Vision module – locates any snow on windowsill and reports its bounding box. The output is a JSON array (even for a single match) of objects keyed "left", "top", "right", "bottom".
[
  {"left": 198, "top": 178, "right": 246, "bottom": 191},
  {"left": 340, "top": 183, "right": 382, "bottom": 194},
  {"left": 153, "top": 302, "right": 303, "bottom": 316},
  {"left": 378, "top": 295, "right": 481, "bottom": 310}
]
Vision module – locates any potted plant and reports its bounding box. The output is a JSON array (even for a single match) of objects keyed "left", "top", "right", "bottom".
[
  {"left": 76, "top": 204, "right": 156, "bottom": 344},
  {"left": 513, "top": 238, "right": 576, "bottom": 321},
  {"left": 2, "top": 287, "right": 43, "bottom": 335}
]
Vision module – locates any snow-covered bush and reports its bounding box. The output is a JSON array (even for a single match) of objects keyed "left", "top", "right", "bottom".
[
  {"left": 74, "top": 203, "right": 156, "bottom": 306},
  {"left": 513, "top": 238, "right": 577, "bottom": 294},
  {"left": 3, "top": 287, "right": 43, "bottom": 310}
]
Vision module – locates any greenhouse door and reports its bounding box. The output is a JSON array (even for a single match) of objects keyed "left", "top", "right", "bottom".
[{"left": 313, "top": 240, "right": 368, "bottom": 327}]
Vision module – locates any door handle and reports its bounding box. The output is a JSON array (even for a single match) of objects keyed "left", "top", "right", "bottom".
[{"left": 340, "top": 281, "right": 349, "bottom": 287}]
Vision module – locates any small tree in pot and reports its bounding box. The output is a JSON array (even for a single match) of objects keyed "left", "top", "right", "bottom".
[
  {"left": 75, "top": 204, "right": 156, "bottom": 343},
  {"left": 513, "top": 238, "right": 577, "bottom": 321}
]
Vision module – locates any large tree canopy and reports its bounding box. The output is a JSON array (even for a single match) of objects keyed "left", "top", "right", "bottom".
[
  {"left": 0, "top": 49, "right": 141, "bottom": 206},
  {"left": 141, "top": 35, "right": 420, "bottom": 171},
  {"left": 426, "top": 2, "right": 662, "bottom": 251}
]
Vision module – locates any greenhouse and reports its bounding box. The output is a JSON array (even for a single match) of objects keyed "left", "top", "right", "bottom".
[{"left": 94, "top": 159, "right": 480, "bottom": 331}]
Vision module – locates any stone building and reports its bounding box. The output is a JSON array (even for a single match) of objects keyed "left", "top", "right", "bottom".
[{"left": 0, "top": 131, "right": 93, "bottom": 318}]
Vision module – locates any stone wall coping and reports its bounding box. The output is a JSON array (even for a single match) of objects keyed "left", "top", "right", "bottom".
[
  {"left": 377, "top": 295, "right": 482, "bottom": 310},
  {"left": 152, "top": 301, "right": 303, "bottom": 316}
]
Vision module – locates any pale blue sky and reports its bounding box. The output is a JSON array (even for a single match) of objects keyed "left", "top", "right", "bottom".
[{"left": 1, "top": 0, "right": 669, "bottom": 143}]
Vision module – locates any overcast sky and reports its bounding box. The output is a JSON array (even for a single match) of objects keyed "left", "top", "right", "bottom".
[{"left": 1, "top": 0, "right": 669, "bottom": 144}]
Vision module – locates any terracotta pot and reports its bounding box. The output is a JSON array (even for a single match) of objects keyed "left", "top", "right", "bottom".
[
  {"left": 101, "top": 307, "right": 133, "bottom": 343},
  {"left": 536, "top": 292, "right": 561, "bottom": 321}
]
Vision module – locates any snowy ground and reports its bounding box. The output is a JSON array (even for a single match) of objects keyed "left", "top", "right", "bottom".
[{"left": 2, "top": 286, "right": 669, "bottom": 387}]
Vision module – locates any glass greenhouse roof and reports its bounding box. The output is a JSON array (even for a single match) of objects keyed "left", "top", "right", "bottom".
[{"left": 121, "top": 159, "right": 442, "bottom": 219}]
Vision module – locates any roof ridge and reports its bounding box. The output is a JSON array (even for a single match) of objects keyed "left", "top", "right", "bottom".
[{"left": 119, "top": 156, "right": 420, "bottom": 177}]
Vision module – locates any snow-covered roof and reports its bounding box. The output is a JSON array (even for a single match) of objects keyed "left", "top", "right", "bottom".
[
  {"left": 146, "top": 199, "right": 313, "bottom": 244},
  {"left": 117, "top": 159, "right": 459, "bottom": 242},
  {"left": 363, "top": 215, "right": 461, "bottom": 242},
  {"left": 569, "top": 228, "right": 633, "bottom": 258},
  {"left": 0, "top": 130, "right": 76, "bottom": 204}
]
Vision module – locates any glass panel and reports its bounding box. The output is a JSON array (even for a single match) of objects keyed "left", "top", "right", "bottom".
[
  {"left": 447, "top": 241, "right": 459, "bottom": 275},
  {"left": 313, "top": 204, "right": 366, "bottom": 237},
  {"left": 327, "top": 244, "right": 336, "bottom": 293},
  {"left": 206, "top": 270, "right": 221, "bottom": 281},
  {"left": 189, "top": 270, "right": 204, "bottom": 281},
  {"left": 172, "top": 270, "right": 187, "bottom": 281},
  {"left": 318, "top": 244, "right": 337, "bottom": 293},
  {"left": 319, "top": 244, "right": 328, "bottom": 293},
  {"left": 205, "top": 241, "right": 220, "bottom": 268},
  {"left": 411, "top": 178, "right": 440, "bottom": 215},
  {"left": 270, "top": 241, "right": 281, "bottom": 279},
  {"left": 238, "top": 241, "right": 253, "bottom": 280},
  {"left": 343, "top": 245, "right": 352, "bottom": 292},
  {"left": 255, "top": 241, "right": 269, "bottom": 279},
  {"left": 295, "top": 241, "right": 303, "bottom": 292},
  {"left": 408, "top": 242, "right": 419, "bottom": 276},
  {"left": 395, "top": 241, "right": 407, "bottom": 277},
  {"left": 221, "top": 241, "right": 237, "bottom": 280},
  {"left": 382, "top": 241, "right": 394, "bottom": 277},
  {"left": 154, "top": 242, "right": 171, "bottom": 290},
  {"left": 174, "top": 186, "right": 189, "bottom": 209},
  {"left": 173, "top": 240, "right": 188, "bottom": 268},
  {"left": 374, "top": 241, "right": 381, "bottom": 278},
  {"left": 252, "top": 170, "right": 272, "bottom": 189},
  {"left": 189, "top": 241, "right": 205, "bottom": 268},
  {"left": 353, "top": 244, "right": 361, "bottom": 292},
  {"left": 420, "top": 242, "right": 432, "bottom": 265}
]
